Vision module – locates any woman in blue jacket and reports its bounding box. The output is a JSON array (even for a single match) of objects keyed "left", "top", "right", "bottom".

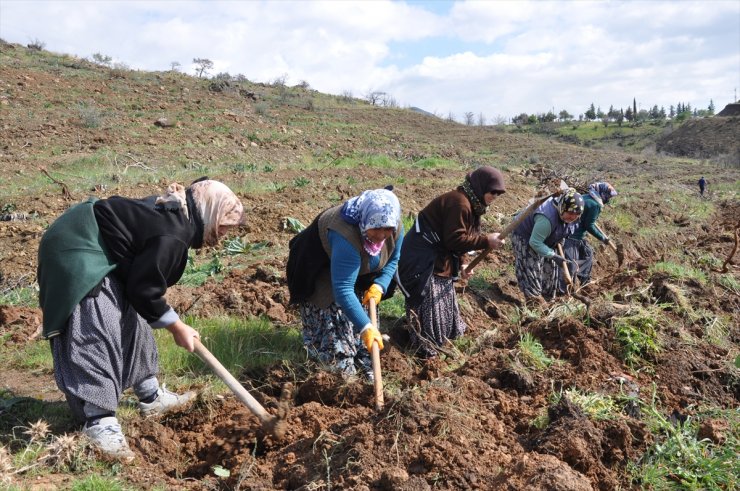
[{"left": 287, "top": 188, "right": 403, "bottom": 380}]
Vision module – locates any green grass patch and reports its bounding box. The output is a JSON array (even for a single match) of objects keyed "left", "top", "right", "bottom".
[
  {"left": 69, "top": 474, "right": 130, "bottom": 491},
  {"left": 650, "top": 261, "right": 707, "bottom": 285},
  {"left": 558, "top": 388, "right": 619, "bottom": 421},
  {"left": 378, "top": 293, "right": 405, "bottom": 321},
  {"left": 155, "top": 316, "right": 305, "bottom": 378},
  {"left": 614, "top": 308, "right": 663, "bottom": 368},
  {"left": 630, "top": 405, "right": 739, "bottom": 490},
  {"left": 717, "top": 273, "right": 740, "bottom": 294},
  {"left": 610, "top": 210, "right": 636, "bottom": 230},
  {"left": 6, "top": 340, "right": 54, "bottom": 373},
  {"left": 517, "top": 333, "right": 555, "bottom": 370},
  {"left": 0, "top": 284, "right": 39, "bottom": 307}
]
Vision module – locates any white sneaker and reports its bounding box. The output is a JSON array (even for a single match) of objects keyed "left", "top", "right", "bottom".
[
  {"left": 82, "top": 416, "right": 135, "bottom": 463},
  {"left": 138, "top": 385, "right": 196, "bottom": 417}
]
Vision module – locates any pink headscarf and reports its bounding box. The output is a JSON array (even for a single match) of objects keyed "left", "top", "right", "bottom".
[{"left": 156, "top": 180, "right": 244, "bottom": 246}]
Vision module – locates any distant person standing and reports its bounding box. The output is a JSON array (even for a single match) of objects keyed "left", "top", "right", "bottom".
[{"left": 698, "top": 177, "right": 707, "bottom": 197}]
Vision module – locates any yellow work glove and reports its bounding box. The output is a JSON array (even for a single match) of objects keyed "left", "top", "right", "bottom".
[
  {"left": 360, "top": 325, "right": 384, "bottom": 352},
  {"left": 362, "top": 283, "right": 383, "bottom": 306}
]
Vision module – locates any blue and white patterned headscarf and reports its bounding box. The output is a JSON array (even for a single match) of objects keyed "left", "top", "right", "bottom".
[
  {"left": 588, "top": 182, "right": 618, "bottom": 205},
  {"left": 340, "top": 189, "right": 401, "bottom": 234}
]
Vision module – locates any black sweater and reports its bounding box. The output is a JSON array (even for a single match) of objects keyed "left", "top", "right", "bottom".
[{"left": 93, "top": 194, "right": 203, "bottom": 324}]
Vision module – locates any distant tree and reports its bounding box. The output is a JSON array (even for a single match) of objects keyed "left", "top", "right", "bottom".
[
  {"left": 607, "top": 105, "right": 619, "bottom": 120},
  {"left": 27, "top": 38, "right": 45, "bottom": 50},
  {"left": 477, "top": 112, "right": 486, "bottom": 126},
  {"left": 558, "top": 109, "right": 572, "bottom": 122},
  {"left": 585, "top": 103, "right": 596, "bottom": 120},
  {"left": 446, "top": 111, "right": 456, "bottom": 123},
  {"left": 617, "top": 108, "right": 624, "bottom": 126},
  {"left": 659, "top": 106, "right": 666, "bottom": 119},
  {"left": 193, "top": 58, "right": 214, "bottom": 78},
  {"left": 637, "top": 109, "right": 649, "bottom": 122},
  {"left": 92, "top": 52, "right": 112, "bottom": 67},
  {"left": 708, "top": 99, "right": 715, "bottom": 115},
  {"left": 382, "top": 94, "right": 398, "bottom": 108},
  {"left": 464, "top": 112, "right": 475, "bottom": 125},
  {"left": 493, "top": 114, "right": 508, "bottom": 125},
  {"left": 669, "top": 105, "right": 675, "bottom": 118},
  {"left": 538, "top": 111, "right": 556, "bottom": 123},
  {"left": 512, "top": 113, "right": 528, "bottom": 127},
  {"left": 602, "top": 116, "right": 609, "bottom": 127},
  {"left": 527, "top": 114, "right": 538, "bottom": 125},
  {"left": 365, "top": 91, "right": 386, "bottom": 106},
  {"left": 633, "top": 98, "right": 637, "bottom": 119},
  {"left": 596, "top": 107, "right": 605, "bottom": 120},
  {"left": 649, "top": 105, "right": 660, "bottom": 119},
  {"left": 624, "top": 106, "right": 633, "bottom": 122},
  {"left": 170, "top": 61, "right": 181, "bottom": 72}
]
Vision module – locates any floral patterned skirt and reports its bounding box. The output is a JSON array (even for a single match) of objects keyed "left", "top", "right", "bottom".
[{"left": 300, "top": 302, "right": 373, "bottom": 379}]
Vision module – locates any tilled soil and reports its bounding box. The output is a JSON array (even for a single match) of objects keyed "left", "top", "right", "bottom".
[{"left": 1, "top": 43, "right": 738, "bottom": 490}]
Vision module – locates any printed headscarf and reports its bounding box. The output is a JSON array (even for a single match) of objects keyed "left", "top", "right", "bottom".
[
  {"left": 340, "top": 189, "right": 401, "bottom": 256},
  {"left": 588, "top": 181, "right": 618, "bottom": 205},
  {"left": 156, "top": 180, "right": 244, "bottom": 247},
  {"left": 556, "top": 188, "right": 585, "bottom": 216}
]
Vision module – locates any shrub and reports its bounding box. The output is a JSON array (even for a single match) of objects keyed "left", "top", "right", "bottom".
[{"left": 27, "top": 38, "right": 45, "bottom": 51}]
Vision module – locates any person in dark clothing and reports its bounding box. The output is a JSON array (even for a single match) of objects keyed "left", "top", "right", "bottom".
[
  {"left": 561, "top": 181, "right": 618, "bottom": 290},
  {"left": 396, "top": 166, "right": 506, "bottom": 358},
  {"left": 698, "top": 177, "right": 707, "bottom": 197},
  {"left": 286, "top": 188, "right": 403, "bottom": 379},
  {"left": 37, "top": 179, "right": 244, "bottom": 462},
  {"left": 511, "top": 188, "right": 583, "bottom": 306}
]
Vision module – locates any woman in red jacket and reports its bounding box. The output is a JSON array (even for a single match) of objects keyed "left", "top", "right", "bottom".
[{"left": 396, "top": 167, "right": 506, "bottom": 358}]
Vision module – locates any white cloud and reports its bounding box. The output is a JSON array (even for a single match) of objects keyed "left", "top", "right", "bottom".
[{"left": 0, "top": 0, "right": 737, "bottom": 119}]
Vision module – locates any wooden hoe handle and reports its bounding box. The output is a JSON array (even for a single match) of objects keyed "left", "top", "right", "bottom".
[
  {"left": 557, "top": 243, "right": 573, "bottom": 286},
  {"left": 594, "top": 224, "right": 619, "bottom": 252},
  {"left": 368, "top": 298, "right": 384, "bottom": 411},
  {"left": 193, "top": 338, "right": 273, "bottom": 425}
]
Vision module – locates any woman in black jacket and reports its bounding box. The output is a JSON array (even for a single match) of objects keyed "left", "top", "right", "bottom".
[
  {"left": 37, "top": 178, "right": 244, "bottom": 462},
  {"left": 396, "top": 167, "right": 506, "bottom": 358}
]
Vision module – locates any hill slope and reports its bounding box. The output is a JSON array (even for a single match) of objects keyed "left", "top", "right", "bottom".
[{"left": 1, "top": 43, "right": 738, "bottom": 490}]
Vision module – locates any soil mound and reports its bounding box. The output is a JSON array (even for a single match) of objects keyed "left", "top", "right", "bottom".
[{"left": 656, "top": 117, "right": 740, "bottom": 162}]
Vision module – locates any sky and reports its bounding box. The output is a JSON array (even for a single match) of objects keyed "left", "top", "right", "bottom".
[{"left": 1, "top": 0, "right": 738, "bottom": 121}]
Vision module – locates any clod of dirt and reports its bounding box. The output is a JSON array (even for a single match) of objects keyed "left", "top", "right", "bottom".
[{"left": 265, "top": 382, "right": 293, "bottom": 440}]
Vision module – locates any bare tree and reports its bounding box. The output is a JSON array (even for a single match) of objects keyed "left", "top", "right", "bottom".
[
  {"left": 365, "top": 91, "right": 386, "bottom": 106},
  {"left": 170, "top": 61, "right": 181, "bottom": 72},
  {"left": 193, "top": 58, "right": 214, "bottom": 78},
  {"left": 27, "top": 38, "right": 45, "bottom": 50},
  {"left": 464, "top": 112, "right": 475, "bottom": 125},
  {"left": 477, "top": 112, "right": 486, "bottom": 126},
  {"left": 446, "top": 111, "right": 456, "bottom": 123}
]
